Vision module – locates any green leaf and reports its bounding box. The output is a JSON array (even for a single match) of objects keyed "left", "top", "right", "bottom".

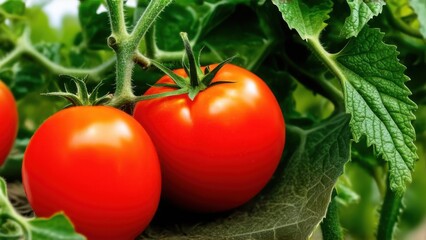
[
  {"left": 409, "top": 0, "right": 426, "bottom": 38},
  {"left": 334, "top": 27, "right": 418, "bottom": 194},
  {"left": 0, "top": 178, "right": 85, "bottom": 240},
  {"left": 78, "top": 0, "right": 110, "bottom": 50},
  {"left": 0, "top": 177, "right": 7, "bottom": 196},
  {"left": 10, "top": 62, "right": 47, "bottom": 100},
  {"left": 143, "top": 113, "right": 351, "bottom": 239},
  {"left": 28, "top": 214, "right": 85, "bottom": 240},
  {"left": 271, "top": 0, "right": 333, "bottom": 39},
  {"left": 1, "top": 0, "right": 25, "bottom": 16},
  {"left": 150, "top": 0, "right": 276, "bottom": 69},
  {"left": 341, "top": 0, "right": 385, "bottom": 38}
]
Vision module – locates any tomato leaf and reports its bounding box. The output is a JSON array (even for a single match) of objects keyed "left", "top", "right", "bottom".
[
  {"left": 334, "top": 27, "right": 418, "bottom": 194},
  {"left": 0, "top": 178, "right": 85, "bottom": 240},
  {"left": 78, "top": 0, "right": 110, "bottom": 50},
  {"left": 341, "top": 0, "right": 385, "bottom": 38},
  {"left": 28, "top": 214, "right": 85, "bottom": 240},
  {"left": 409, "top": 0, "right": 426, "bottom": 38},
  {"left": 142, "top": 113, "right": 351, "bottom": 239},
  {"left": 151, "top": 1, "right": 277, "bottom": 69},
  {"left": 271, "top": 0, "right": 333, "bottom": 39}
]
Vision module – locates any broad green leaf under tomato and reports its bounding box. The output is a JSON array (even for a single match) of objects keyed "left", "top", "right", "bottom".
[
  {"left": 334, "top": 27, "right": 418, "bottom": 194},
  {"left": 0, "top": 178, "right": 85, "bottom": 240},
  {"left": 22, "top": 106, "right": 161, "bottom": 240},
  {"left": 271, "top": 0, "right": 333, "bottom": 39},
  {"left": 0, "top": 81, "right": 18, "bottom": 166},
  {"left": 142, "top": 113, "right": 351, "bottom": 239},
  {"left": 134, "top": 63, "right": 285, "bottom": 213},
  {"left": 341, "top": 0, "right": 385, "bottom": 38}
]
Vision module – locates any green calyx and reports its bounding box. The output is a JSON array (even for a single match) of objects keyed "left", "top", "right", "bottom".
[
  {"left": 43, "top": 75, "right": 112, "bottom": 107},
  {"left": 143, "top": 32, "right": 234, "bottom": 101}
]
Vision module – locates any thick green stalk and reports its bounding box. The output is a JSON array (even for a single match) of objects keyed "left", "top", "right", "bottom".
[
  {"left": 377, "top": 181, "right": 403, "bottom": 240},
  {"left": 304, "top": 37, "right": 345, "bottom": 112},
  {"left": 106, "top": 0, "right": 128, "bottom": 37},
  {"left": 128, "top": 0, "right": 173, "bottom": 50},
  {"left": 106, "top": 0, "right": 172, "bottom": 107},
  {"left": 321, "top": 191, "right": 343, "bottom": 240}
]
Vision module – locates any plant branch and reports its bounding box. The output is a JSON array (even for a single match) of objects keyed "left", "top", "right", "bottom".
[
  {"left": 128, "top": 0, "right": 172, "bottom": 50},
  {"left": 281, "top": 50, "right": 344, "bottom": 112},
  {"left": 144, "top": 26, "right": 157, "bottom": 59},
  {"left": 25, "top": 44, "right": 115, "bottom": 81},
  {"left": 133, "top": 51, "right": 151, "bottom": 68},
  {"left": 377, "top": 179, "right": 404, "bottom": 240},
  {"left": 0, "top": 33, "right": 115, "bottom": 82},
  {"left": 321, "top": 190, "right": 343, "bottom": 240},
  {"left": 106, "top": 0, "right": 128, "bottom": 36},
  {"left": 0, "top": 45, "right": 25, "bottom": 69},
  {"left": 106, "top": 0, "right": 172, "bottom": 108}
]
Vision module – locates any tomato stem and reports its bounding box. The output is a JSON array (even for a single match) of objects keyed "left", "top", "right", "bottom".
[
  {"left": 105, "top": 0, "right": 128, "bottom": 37},
  {"left": 180, "top": 32, "right": 200, "bottom": 88},
  {"left": 320, "top": 190, "right": 343, "bottom": 240},
  {"left": 129, "top": 0, "right": 173, "bottom": 53},
  {"left": 0, "top": 29, "right": 115, "bottom": 83},
  {"left": 377, "top": 178, "right": 404, "bottom": 240},
  {"left": 105, "top": 0, "right": 172, "bottom": 108}
]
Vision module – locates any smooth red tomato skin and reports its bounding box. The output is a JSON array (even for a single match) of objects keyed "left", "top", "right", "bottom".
[
  {"left": 133, "top": 64, "right": 285, "bottom": 212},
  {"left": 0, "top": 81, "right": 18, "bottom": 166},
  {"left": 23, "top": 106, "right": 161, "bottom": 240}
]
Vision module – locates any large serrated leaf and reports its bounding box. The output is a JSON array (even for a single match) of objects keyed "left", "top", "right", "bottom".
[
  {"left": 334, "top": 27, "right": 418, "bottom": 194},
  {"left": 341, "top": 0, "right": 385, "bottom": 38},
  {"left": 271, "top": 0, "right": 333, "bottom": 39},
  {"left": 409, "top": 0, "right": 426, "bottom": 38},
  {"left": 142, "top": 114, "right": 351, "bottom": 240}
]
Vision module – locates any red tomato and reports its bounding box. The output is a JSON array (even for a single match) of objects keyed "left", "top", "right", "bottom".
[
  {"left": 133, "top": 64, "right": 285, "bottom": 212},
  {"left": 0, "top": 81, "right": 18, "bottom": 166},
  {"left": 23, "top": 106, "right": 161, "bottom": 240}
]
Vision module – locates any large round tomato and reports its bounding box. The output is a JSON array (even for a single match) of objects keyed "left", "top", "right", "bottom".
[
  {"left": 0, "top": 80, "right": 18, "bottom": 166},
  {"left": 23, "top": 106, "right": 161, "bottom": 240},
  {"left": 133, "top": 63, "right": 285, "bottom": 212}
]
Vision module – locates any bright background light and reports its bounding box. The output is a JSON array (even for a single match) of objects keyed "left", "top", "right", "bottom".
[{"left": 20, "top": 0, "right": 137, "bottom": 27}]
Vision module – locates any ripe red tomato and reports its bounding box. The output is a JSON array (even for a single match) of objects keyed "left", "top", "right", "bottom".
[
  {"left": 0, "top": 81, "right": 18, "bottom": 166},
  {"left": 23, "top": 106, "right": 161, "bottom": 240},
  {"left": 133, "top": 63, "right": 285, "bottom": 212}
]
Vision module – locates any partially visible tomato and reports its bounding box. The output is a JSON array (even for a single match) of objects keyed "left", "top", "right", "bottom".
[
  {"left": 134, "top": 63, "right": 285, "bottom": 213},
  {"left": 23, "top": 106, "right": 161, "bottom": 240},
  {"left": 0, "top": 81, "right": 18, "bottom": 166}
]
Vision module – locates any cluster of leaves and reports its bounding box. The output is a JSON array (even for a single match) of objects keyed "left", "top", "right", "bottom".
[{"left": 0, "top": 0, "right": 425, "bottom": 239}]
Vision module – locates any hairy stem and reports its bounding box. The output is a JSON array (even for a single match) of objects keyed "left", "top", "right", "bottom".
[
  {"left": 377, "top": 180, "right": 403, "bottom": 240},
  {"left": 321, "top": 190, "right": 343, "bottom": 240},
  {"left": 106, "top": 0, "right": 128, "bottom": 36},
  {"left": 128, "top": 0, "right": 172, "bottom": 50},
  {"left": 106, "top": 0, "right": 172, "bottom": 108}
]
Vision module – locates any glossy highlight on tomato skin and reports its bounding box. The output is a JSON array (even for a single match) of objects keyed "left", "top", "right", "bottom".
[
  {"left": 22, "top": 106, "right": 161, "bottom": 240},
  {"left": 134, "top": 63, "right": 285, "bottom": 213},
  {"left": 0, "top": 81, "right": 18, "bottom": 166}
]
